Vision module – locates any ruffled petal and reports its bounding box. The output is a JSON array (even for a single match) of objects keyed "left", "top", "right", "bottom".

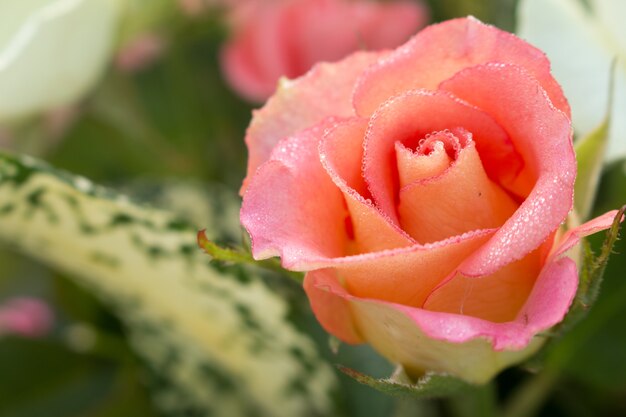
[
  {"left": 320, "top": 118, "right": 415, "bottom": 253},
  {"left": 241, "top": 119, "right": 348, "bottom": 269},
  {"left": 325, "top": 230, "right": 494, "bottom": 308},
  {"left": 362, "top": 89, "right": 524, "bottom": 224},
  {"left": 398, "top": 136, "right": 518, "bottom": 244},
  {"left": 242, "top": 51, "right": 385, "bottom": 193},
  {"left": 395, "top": 139, "right": 451, "bottom": 187},
  {"left": 303, "top": 211, "right": 622, "bottom": 381},
  {"left": 304, "top": 267, "right": 544, "bottom": 384},
  {"left": 353, "top": 17, "right": 570, "bottom": 118},
  {"left": 439, "top": 64, "right": 576, "bottom": 276},
  {"left": 423, "top": 249, "right": 542, "bottom": 322}
]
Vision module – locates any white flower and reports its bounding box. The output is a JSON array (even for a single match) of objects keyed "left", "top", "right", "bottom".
[
  {"left": 517, "top": 0, "right": 626, "bottom": 162},
  {"left": 0, "top": 0, "right": 121, "bottom": 123}
]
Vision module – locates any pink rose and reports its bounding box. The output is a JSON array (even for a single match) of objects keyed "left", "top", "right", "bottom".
[
  {"left": 221, "top": 0, "right": 428, "bottom": 102},
  {"left": 240, "top": 17, "right": 619, "bottom": 383}
]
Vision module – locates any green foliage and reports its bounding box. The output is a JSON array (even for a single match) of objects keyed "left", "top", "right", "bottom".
[{"left": 0, "top": 337, "right": 157, "bottom": 417}]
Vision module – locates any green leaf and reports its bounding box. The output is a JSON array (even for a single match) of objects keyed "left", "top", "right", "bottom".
[
  {"left": 574, "top": 61, "right": 616, "bottom": 221},
  {"left": 197, "top": 230, "right": 304, "bottom": 283},
  {"left": 337, "top": 365, "right": 474, "bottom": 399},
  {"left": 556, "top": 206, "right": 625, "bottom": 335},
  {"left": 0, "top": 151, "right": 339, "bottom": 417}
]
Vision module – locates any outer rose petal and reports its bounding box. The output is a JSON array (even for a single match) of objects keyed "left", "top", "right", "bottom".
[
  {"left": 423, "top": 249, "right": 542, "bottom": 322},
  {"left": 304, "top": 212, "right": 618, "bottom": 382},
  {"left": 304, "top": 267, "right": 545, "bottom": 384},
  {"left": 241, "top": 51, "right": 384, "bottom": 193},
  {"left": 303, "top": 268, "right": 363, "bottom": 344},
  {"left": 353, "top": 17, "right": 570, "bottom": 117},
  {"left": 440, "top": 64, "right": 576, "bottom": 277},
  {"left": 241, "top": 118, "right": 348, "bottom": 268}
]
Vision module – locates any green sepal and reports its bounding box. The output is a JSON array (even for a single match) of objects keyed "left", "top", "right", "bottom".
[{"left": 337, "top": 365, "right": 474, "bottom": 399}]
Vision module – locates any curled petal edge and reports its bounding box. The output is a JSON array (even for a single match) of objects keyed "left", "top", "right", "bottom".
[{"left": 304, "top": 212, "right": 618, "bottom": 382}]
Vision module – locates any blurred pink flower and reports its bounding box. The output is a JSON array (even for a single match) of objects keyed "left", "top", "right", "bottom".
[
  {"left": 221, "top": 0, "right": 429, "bottom": 102},
  {"left": 0, "top": 297, "right": 54, "bottom": 338},
  {"left": 115, "top": 34, "right": 166, "bottom": 73},
  {"left": 178, "top": 0, "right": 208, "bottom": 15}
]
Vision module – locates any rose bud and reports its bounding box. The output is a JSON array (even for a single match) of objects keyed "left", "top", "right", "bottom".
[
  {"left": 240, "top": 17, "right": 620, "bottom": 383},
  {"left": 220, "top": 0, "right": 428, "bottom": 102}
]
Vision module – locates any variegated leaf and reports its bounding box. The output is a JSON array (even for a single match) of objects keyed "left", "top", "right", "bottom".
[{"left": 0, "top": 152, "right": 338, "bottom": 417}]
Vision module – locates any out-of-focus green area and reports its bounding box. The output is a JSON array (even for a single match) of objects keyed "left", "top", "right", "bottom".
[{"left": 0, "top": 0, "right": 624, "bottom": 416}]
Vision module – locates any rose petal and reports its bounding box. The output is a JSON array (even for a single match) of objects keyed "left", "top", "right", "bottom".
[
  {"left": 395, "top": 139, "right": 451, "bottom": 187},
  {"left": 241, "top": 118, "right": 349, "bottom": 269},
  {"left": 353, "top": 17, "right": 570, "bottom": 118},
  {"left": 304, "top": 266, "right": 546, "bottom": 383},
  {"left": 305, "top": 210, "right": 620, "bottom": 365},
  {"left": 242, "top": 51, "right": 385, "bottom": 193},
  {"left": 439, "top": 63, "right": 576, "bottom": 276},
  {"left": 550, "top": 209, "right": 621, "bottom": 260},
  {"left": 362, "top": 89, "right": 525, "bottom": 224},
  {"left": 303, "top": 268, "right": 363, "bottom": 344},
  {"left": 320, "top": 118, "right": 415, "bottom": 253},
  {"left": 337, "top": 230, "right": 493, "bottom": 308},
  {"left": 423, "top": 248, "right": 542, "bottom": 322},
  {"left": 398, "top": 137, "right": 518, "bottom": 244}
]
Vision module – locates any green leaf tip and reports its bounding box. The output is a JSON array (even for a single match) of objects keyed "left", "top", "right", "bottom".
[
  {"left": 197, "top": 229, "right": 304, "bottom": 283},
  {"left": 581, "top": 204, "right": 625, "bottom": 305},
  {"left": 337, "top": 365, "right": 474, "bottom": 399},
  {"left": 197, "top": 229, "right": 254, "bottom": 264},
  {"left": 555, "top": 205, "right": 625, "bottom": 335}
]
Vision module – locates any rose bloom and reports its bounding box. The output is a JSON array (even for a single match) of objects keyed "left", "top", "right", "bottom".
[
  {"left": 240, "top": 17, "right": 619, "bottom": 383},
  {"left": 221, "top": 0, "right": 428, "bottom": 102}
]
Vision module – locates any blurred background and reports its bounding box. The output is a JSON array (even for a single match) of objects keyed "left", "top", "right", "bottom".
[{"left": 0, "top": 0, "right": 624, "bottom": 416}]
